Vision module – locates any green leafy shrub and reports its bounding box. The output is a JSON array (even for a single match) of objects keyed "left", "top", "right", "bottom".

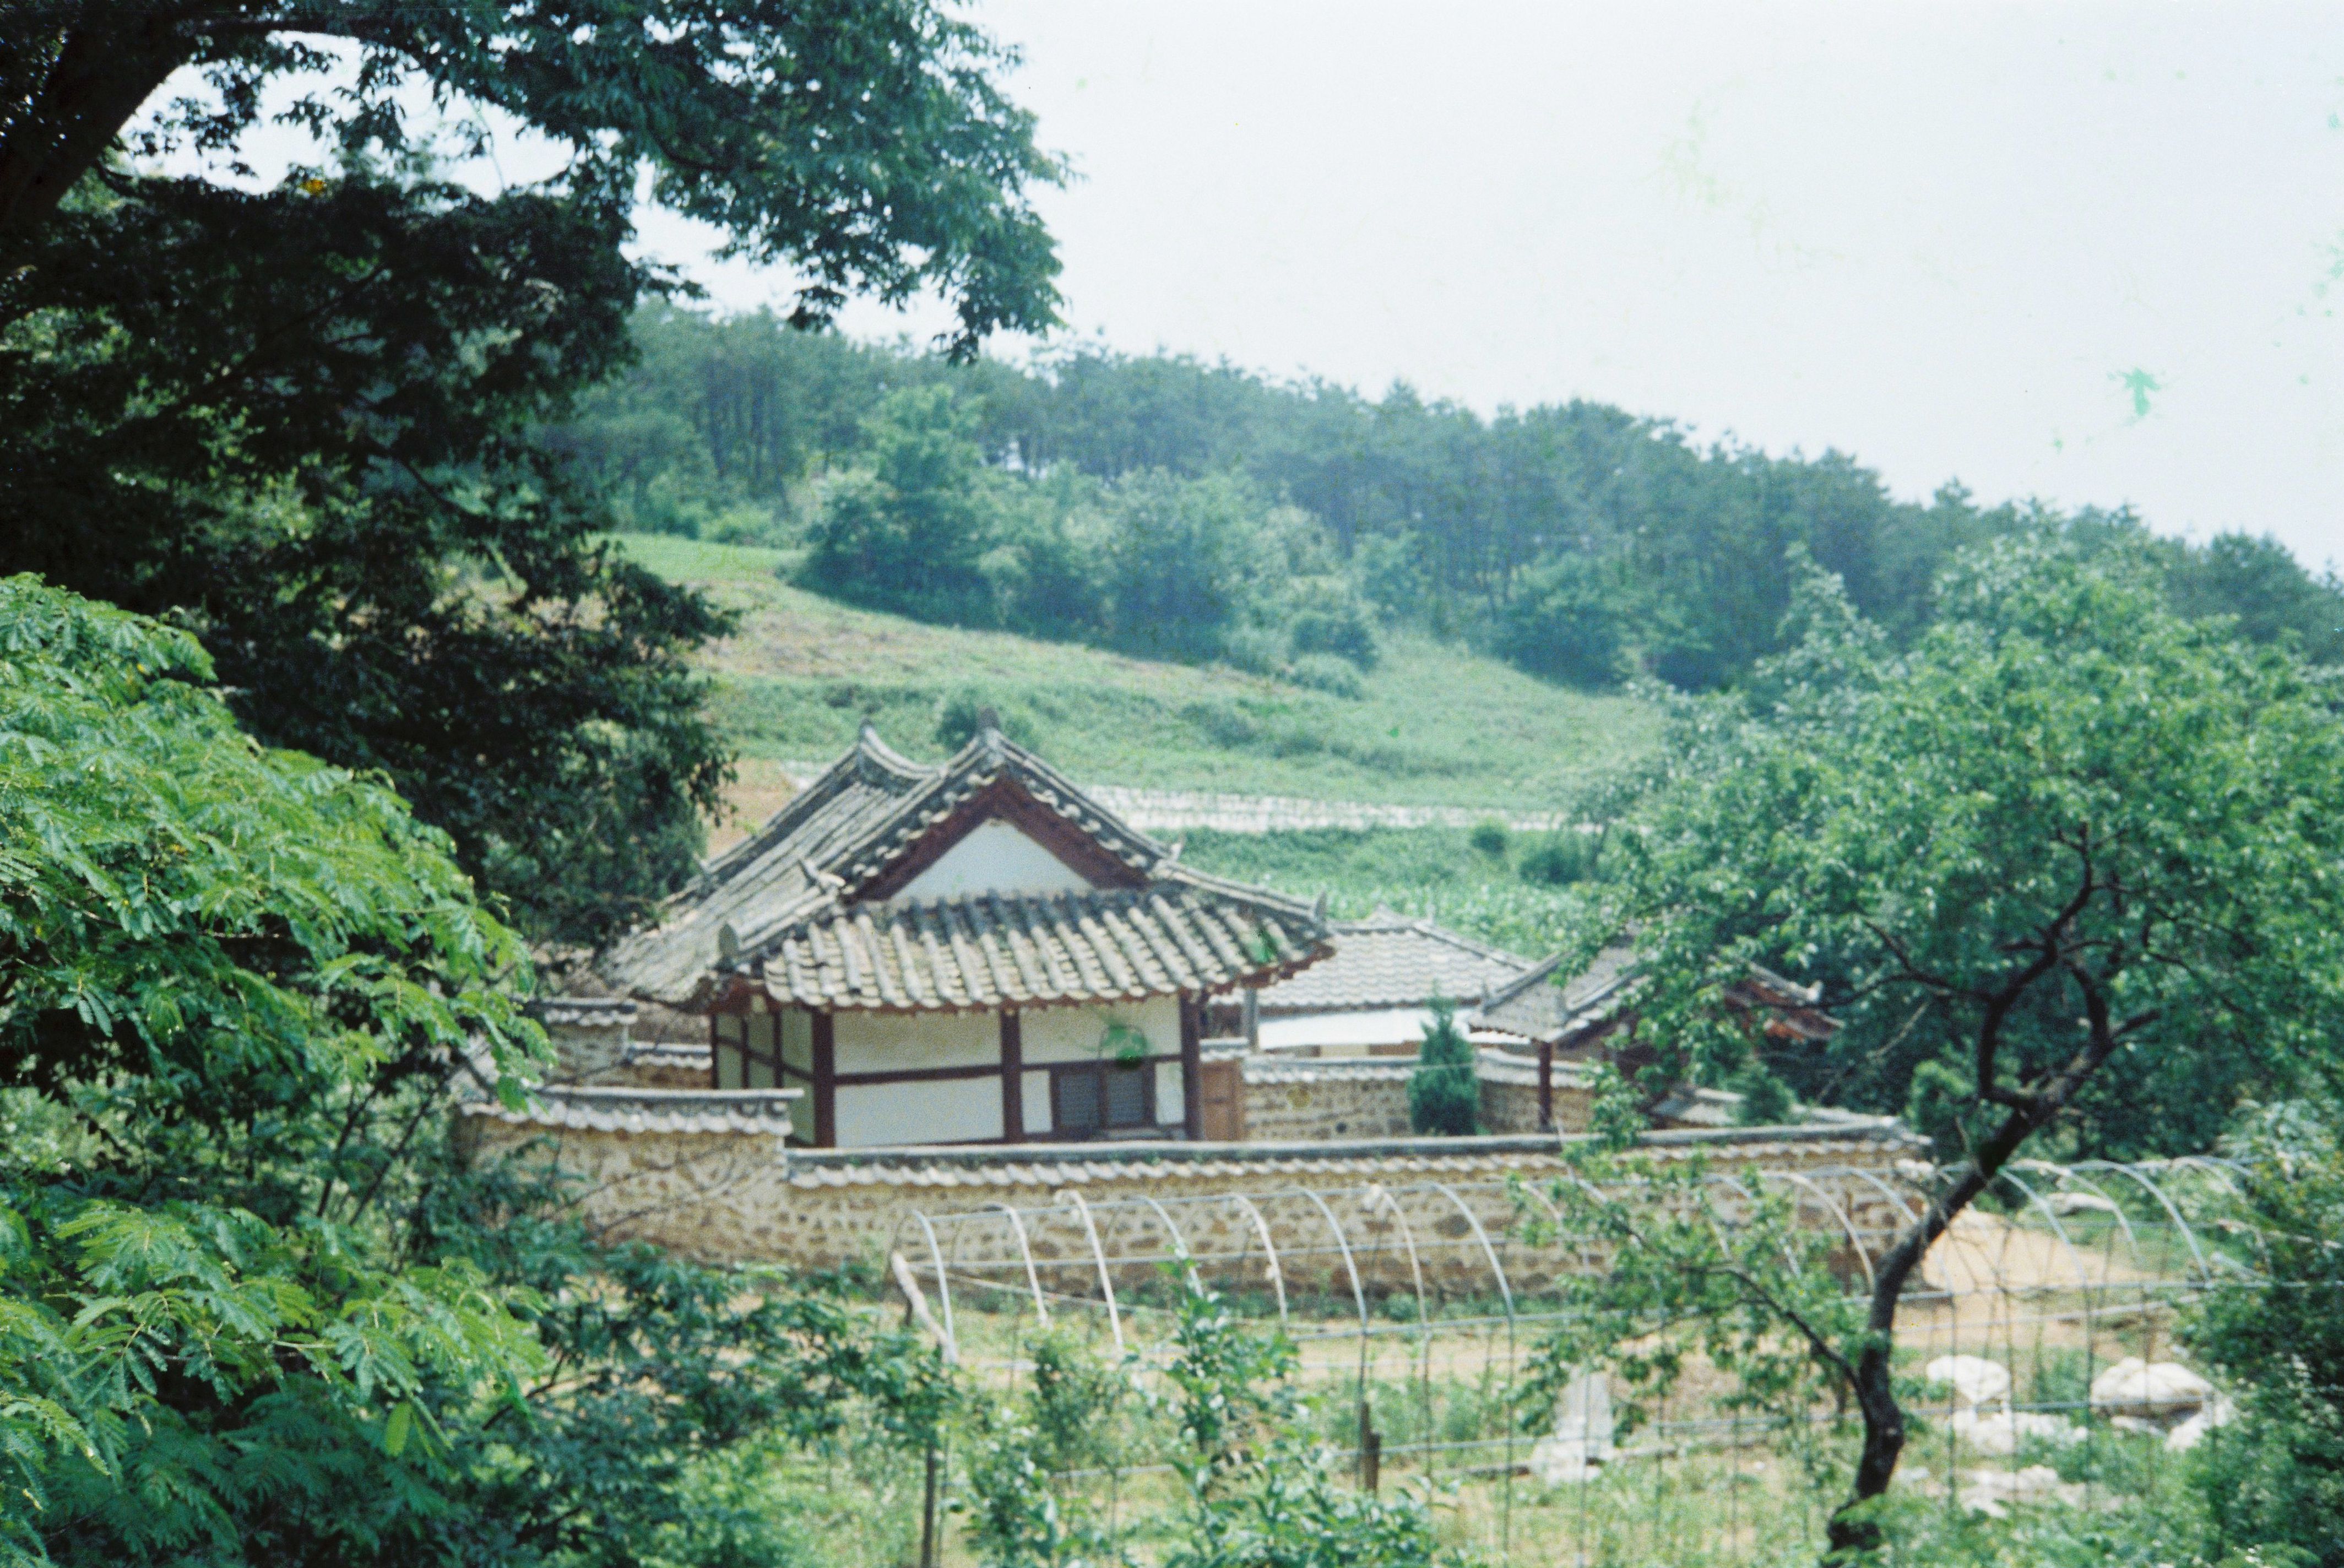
[
  {"left": 935, "top": 688, "right": 1045, "bottom": 751},
  {"left": 1408, "top": 999, "right": 1480, "bottom": 1136},
  {"left": 1286, "top": 653, "right": 1365, "bottom": 698},
  {"left": 1468, "top": 820, "right": 1511, "bottom": 858},
  {"left": 1496, "top": 552, "right": 1627, "bottom": 687}
]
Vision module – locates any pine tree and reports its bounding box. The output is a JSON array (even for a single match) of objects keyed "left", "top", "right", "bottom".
[{"left": 1408, "top": 997, "right": 1480, "bottom": 1136}]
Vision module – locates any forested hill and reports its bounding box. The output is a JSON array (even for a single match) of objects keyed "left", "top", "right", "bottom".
[{"left": 555, "top": 306, "right": 2344, "bottom": 695}]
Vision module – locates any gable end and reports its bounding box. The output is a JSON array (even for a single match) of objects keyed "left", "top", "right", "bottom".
[{"left": 851, "top": 774, "right": 1150, "bottom": 903}]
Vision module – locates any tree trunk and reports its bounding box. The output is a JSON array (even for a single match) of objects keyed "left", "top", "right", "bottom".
[
  {"left": 1822, "top": 1106, "right": 2058, "bottom": 1553},
  {"left": 0, "top": 17, "right": 199, "bottom": 247}
]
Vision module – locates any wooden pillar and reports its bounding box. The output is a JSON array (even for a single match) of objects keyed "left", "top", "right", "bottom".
[
  {"left": 708, "top": 1010, "right": 721, "bottom": 1091},
  {"left": 1000, "top": 1010, "right": 1024, "bottom": 1143},
  {"left": 1180, "top": 995, "right": 1204, "bottom": 1140},
  {"left": 1538, "top": 1039, "right": 1554, "bottom": 1131},
  {"left": 1241, "top": 986, "right": 1260, "bottom": 1052},
  {"left": 811, "top": 1011, "right": 837, "bottom": 1148}
]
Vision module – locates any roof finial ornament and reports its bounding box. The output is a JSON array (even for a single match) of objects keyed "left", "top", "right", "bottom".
[
  {"left": 859, "top": 718, "right": 882, "bottom": 746},
  {"left": 1313, "top": 892, "right": 1330, "bottom": 920}
]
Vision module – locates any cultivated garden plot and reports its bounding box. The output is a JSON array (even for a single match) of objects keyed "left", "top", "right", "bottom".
[{"left": 844, "top": 1159, "right": 2254, "bottom": 1566}]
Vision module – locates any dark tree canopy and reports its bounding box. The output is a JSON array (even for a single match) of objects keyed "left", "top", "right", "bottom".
[
  {"left": 0, "top": 0, "right": 1064, "bottom": 946},
  {"left": 1, "top": 0, "right": 1063, "bottom": 350}
]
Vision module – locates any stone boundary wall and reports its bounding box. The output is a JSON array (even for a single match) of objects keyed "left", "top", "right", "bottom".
[
  {"left": 1241, "top": 1059, "right": 1414, "bottom": 1141},
  {"left": 459, "top": 1113, "right": 1923, "bottom": 1292},
  {"left": 774, "top": 763, "right": 1570, "bottom": 834}
]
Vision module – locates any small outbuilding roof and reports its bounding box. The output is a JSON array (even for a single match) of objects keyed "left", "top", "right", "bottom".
[
  {"left": 1249, "top": 911, "right": 1534, "bottom": 1016},
  {"left": 1473, "top": 940, "right": 1642, "bottom": 1045},
  {"left": 1473, "top": 941, "right": 1838, "bottom": 1048}
]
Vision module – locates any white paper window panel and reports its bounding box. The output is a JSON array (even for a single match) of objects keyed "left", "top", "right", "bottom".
[
  {"left": 1154, "top": 1061, "right": 1183, "bottom": 1126},
  {"left": 714, "top": 1043, "right": 744, "bottom": 1089},
  {"left": 1022, "top": 1070, "right": 1052, "bottom": 1133},
  {"left": 834, "top": 1080, "right": 1003, "bottom": 1148},
  {"left": 780, "top": 1008, "right": 813, "bottom": 1074}
]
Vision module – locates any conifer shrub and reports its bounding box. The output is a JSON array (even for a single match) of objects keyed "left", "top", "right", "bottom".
[{"left": 1408, "top": 997, "right": 1480, "bottom": 1136}]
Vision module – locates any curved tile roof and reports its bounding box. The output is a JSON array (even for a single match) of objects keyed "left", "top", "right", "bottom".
[
  {"left": 742, "top": 877, "right": 1329, "bottom": 1012},
  {"left": 1253, "top": 912, "right": 1533, "bottom": 1014},
  {"left": 460, "top": 1085, "right": 800, "bottom": 1137},
  {"left": 1473, "top": 941, "right": 1642, "bottom": 1044}
]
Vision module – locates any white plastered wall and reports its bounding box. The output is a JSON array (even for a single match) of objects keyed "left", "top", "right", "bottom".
[
  {"left": 834, "top": 1010, "right": 1001, "bottom": 1073},
  {"left": 893, "top": 818, "right": 1094, "bottom": 902},
  {"left": 1020, "top": 997, "right": 1180, "bottom": 1064},
  {"left": 835, "top": 1078, "right": 1002, "bottom": 1147},
  {"left": 831, "top": 1009, "right": 1003, "bottom": 1148}
]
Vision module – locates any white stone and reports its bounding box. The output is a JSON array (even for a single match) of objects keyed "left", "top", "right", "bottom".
[
  {"left": 2090, "top": 1358, "right": 2215, "bottom": 1421},
  {"left": 1950, "top": 1407, "right": 2085, "bottom": 1456},
  {"left": 1956, "top": 1464, "right": 2085, "bottom": 1518},
  {"left": 2044, "top": 1190, "right": 2121, "bottom": 1217},
  {"left": 1925, "top": 1354, "right": 2013, "bottom": 1408},
  {"left": 2164, "top": 1395, "right": 2237, "bottom": 1452},
  {"left": 1529, "top": 1371, "right": 1614, "bottom": 1484}
]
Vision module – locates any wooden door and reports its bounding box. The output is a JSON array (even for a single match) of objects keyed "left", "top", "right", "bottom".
[{"left": 1196, "top": 1057, "right": 1245, "bottom": 1142}]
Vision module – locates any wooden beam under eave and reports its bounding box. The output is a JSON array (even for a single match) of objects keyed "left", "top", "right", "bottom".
[
  {"left": 1179, "top": 995, "right": 1203, "bottom": 1141},
  {"left": 811, "top": 1011, "right": 837, "bottom": 1148},
  {"left": 1000, "top": 1009, "right": 1024, "bottom": 1143}
]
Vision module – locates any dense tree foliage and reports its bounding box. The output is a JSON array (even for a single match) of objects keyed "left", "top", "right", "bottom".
[
  {"left": 2185, "top": 1102, "right": 2344, "bottom": 1565},
  {"left": 1578, "top": 540, "right": 2344, "bottom": 1544},
  {"left": 790, "top": 386, "right": 1382, "bottom": 678},
  {"left": 1, "top": 2, "right": 1063, "bottom": 946},
  {"left": 0, "top": 579, "right": 943, "bottom": 1565},
  {"left": 557, "top": 312, "right": 2344, "bottom": 693}
]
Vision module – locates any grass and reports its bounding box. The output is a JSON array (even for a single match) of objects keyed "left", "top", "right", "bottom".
[{"left": 615, "top": 533, "right": 1664, "bottom": 811}]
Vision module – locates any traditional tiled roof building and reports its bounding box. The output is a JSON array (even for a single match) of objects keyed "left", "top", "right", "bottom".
[
  {"left": 595, "top": 721, "right": 1333, "bottom": 1147},
  {"left": 1212, "top": 910, "right": 1537, "bottom": 1056}
]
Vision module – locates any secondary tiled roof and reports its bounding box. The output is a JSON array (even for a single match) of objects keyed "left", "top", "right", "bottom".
[
  {"left": 1473, "top": 941, "right": 1642, "bottom": 1044},
  {"left": 741, "top": 879, "right": 1328, "bottom": 1012},
  {"left": 606, "top": 722, "right": 1334, "bottom": 1011},
  {"left": 459, "top": 1086, "right": 800, "bottom": 1137},
  {"left": 1250, "top": 912, "right": 1534, "bottom": 1014}
]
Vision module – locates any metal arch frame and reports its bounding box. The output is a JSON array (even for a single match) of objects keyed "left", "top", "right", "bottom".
[
  {"left": 911, "top": 1211, "right": 959, "bottom": 1361},
  {"left": 1138, "top": 1194, "right": 1203, "bottom": 1293},
  {"left": 1427, "top": 1179, "right": 1520, "bottom": 1557},
  {"left": 1287, "top": 1186, "right": 1371, "bottom": 1335},
  {"left": 1815, "top": 1162, "right": 1928, "bottom": 1233},
  {"left": 1428, "top": 1182, "right": 1515, "bottom": 1321},
  {"left": 1227, "top": 1193, "right": 1289, "bottom": 1323},
  {"left": 2069, "top": 1159, "right": 2212, "bottom": 1278},
  {"left": 2009, "top": 1159, "right": 2141, "bottom": 1254},
  {"left": 1361, "top": 1184, "right": 1430, "bottom": 1327},
  {"left": 1757, "top": 1170, "right": 1878, "bottom": 1291},
  {"left": 982, "top": 1200, "right": 1051, "bottom": 1327},
  {"left": 1061, "top": 1190, "right": 1125, "bottom": 1354},
  {"left": 1993, "top": 1165, "right": 2096, "bottom": 1294}
]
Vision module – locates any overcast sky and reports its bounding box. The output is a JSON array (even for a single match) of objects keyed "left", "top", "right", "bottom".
[
  {"left": 167, "top": 2, "right": 2344, "bottom": 567},
  {"left": 776, "top": 3, "right": 2344, "bottom": 568}
]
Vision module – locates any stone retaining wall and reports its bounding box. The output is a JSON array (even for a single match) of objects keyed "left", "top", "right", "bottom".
[{"left": 458, "top": 1111, "right": 1921, "bottom": 1294}]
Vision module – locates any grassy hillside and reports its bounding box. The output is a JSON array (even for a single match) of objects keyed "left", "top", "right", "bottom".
[
  {"left": 618, "top": 534, "right": 1664, "bottom": 812},
  {"left": 1175, "top": 826, "right": 1602, "bottom": 958}
]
